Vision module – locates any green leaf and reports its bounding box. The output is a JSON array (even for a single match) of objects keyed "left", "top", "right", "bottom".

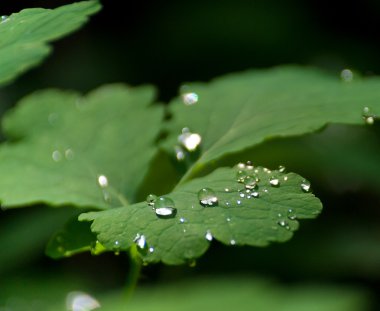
[
  {"left": 46, "top": 216, "right": 96, "bottom": 259},
  {"left": 165, "top": 66, "right": 380, "bottom": 180},
  {"left": 80, "top": 165, "right": 321, "bottom": 265},
  {"left": 0, "top": 1, "right": 100, "bottom": 86},
  {"left": 0, "top": 84, "right": 163, "bottom": 209}
]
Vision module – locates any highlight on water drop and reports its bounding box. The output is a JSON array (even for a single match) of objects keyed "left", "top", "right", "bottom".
[{"left": 178, "top": 128, "right": 202, "bottom": 152}]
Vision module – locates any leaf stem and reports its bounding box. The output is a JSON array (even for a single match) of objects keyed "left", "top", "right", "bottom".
[{"left": 125, "top": 245, "right": 142, "bottom": 300}]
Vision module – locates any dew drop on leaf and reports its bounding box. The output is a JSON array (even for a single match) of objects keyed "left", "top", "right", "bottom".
[
  {"left": 236, "top": 200, "right": 242, "bottom": 205},
  {"left": 236, "top": 170, "right": 249, "bottom": 183},
  {"left": 230, "top": 239, "right": 236, "bottom": 245},
  {"left": 178, "top": 128, "right": 202, "bottom": 151},
  {"left": 174, "top": 145, "right": 186, "bottom": 161},
  {"left": 179, "top": 217, "right": 186, "bottom": 223},
  {"left": 149, "top": 247, "right": 155, "bottom": 253},
  {"left": 0, "top": 15, "right": 8, "bottom": 23},
  {"left": 182, "top": 92, "right": 199, "bottom": 105},
  {"left": 154, "top": 196, "right": 177, "bottom": 218},
  {"left": 246, "top": 161, "right": 254, "bottom": 170},
  {"left": 65, "top": 148, "right": 74, "bottom": 160},
  {"left": 198, "top": 188, "right": 218, "bottom": 207},
  {"left": 301, "top": 179, "right": 311, "bottom": 192},
  {"left": 134, "top": 234, "right": 147, "bottom": 250},
  {"left": 205, "top": 230, "right": 213, "bottom": 241},
  {"left": 269, "top": 177, "right": 280, "bottom": 187},
  {"left": 97, "top": 175, "right": 108, "bottom": 188},
  {"left": 244, "top": 176, "right": 258, "bottom": 189},
  {"left": 340, "top": 68, "right": 354, "bottom": 82},
  {"left": 278, "top": 165, "right": 286, "bottom": 173},
  {"left": 52, "top": 150, "right": 62, "bottom": 162},
  {"left": 277, "top": 219, "right": 288, "bottom": 227},
  {"left": 237, "top": 162, "right": 246, "bottom": 170},
  {"left": 66, "top": 291, "right": 100, "bottom": 311},
  {"left": 146, "top": 194, "right": 157, "bottom": 206}
]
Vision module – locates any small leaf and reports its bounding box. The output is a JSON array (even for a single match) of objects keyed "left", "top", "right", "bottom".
[
  {"left": 0, "top": 84, "right": 163, "bottom": 209},
  {"left": 165, "top": 66, "right": 380, "bottom": 179},
  {"left": 46, "top": 216, "right": 96, "bottom": 259},
  {"left": 0, "top": 1, "right": 100, "bottom": 86},
  {"left": 80, "top": 164, "right": 321, "bottom": 265}
]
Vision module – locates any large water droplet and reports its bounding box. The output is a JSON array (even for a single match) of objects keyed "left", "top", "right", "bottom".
[
  {"left": 154, "top": 197, "right": 177, "bottom": 218},
  {"left": 178, "top": 128, "right": 202, "bottom": 151},
  {"left": 146, "top": 194, "right": 157, "bottom": 206},
  {"left": 134, "top": 234, "right": 147, "bottom": 250},
  {"left": 236, "top": 170, "right": 249, "bottom": 183},
  {"left": 205, "top": 230, "right": 213, "bottom": 241},
  {"left": 340, "top": 68, "right": 354, "bottom": 82},
  {"left": 52, "top": 150, "right": 62, "bottom": 162},
  {"left": 301, "top": 179, "right": 311, "bottom": 192},
  {"left": 182, "top": 92, "right": 199, "bottom": 105},
  {"left": 244, "top": 176, "right": 258, "bottom": 189},
  {"left": 97, "top": 175, "right": 108, "bottom": 188},
  {"left": 66, "top": 291, "right": 100, "bottom": 311},
  {"left": 198, "top": 188, "right": 218, "bottom": 207},
  {"left": 269, "top": 177, "right": 280, "bottom": 187}
]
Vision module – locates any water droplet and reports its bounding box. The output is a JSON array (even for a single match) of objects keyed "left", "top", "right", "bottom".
[
  {"left": 362, "top": 106, "right": 376, "bottom": 125},
  {"left": 66, "top": 291, "right": 100, "bottom": 311},
  {"left": 224, "top": 201, "right": 231, "bottom": 207},
  {"left": 252, "top": 191, "right": 259, "bottom": 198},
  {"left": 226, "top": 217, "right": 231, "bottom": 222},
  {"left": 237, "top": 162, "right": 246, "bottom": 170},
  {"left": 52, "top": 150, "right": 62, "bottom": 162},
  {"left": 230, "top": 239, "right": 236, "bottom": 245},
  {"left": 182, "top": 92, "right": 199, "bottom": 105},
  {"left": 1, "top": 15, "right": 9, "bottom": 23},
  {"left": 287, "top": 209, "right": 297, "bottom": 220},
  {"left": 178, "top": 128, "right": 202, "bottom": 151},
  {"left": 179, "top": 217, "right": 186, "bottom": 223},
  {"left": 198, "top": 188, "right": 218, "bottom": 207},
  {"left": 365, "top": 116, "right": 375, "bottom": 125},
  {"left": 277, "top": 219, "right": 288, "bottom": 227},
  {"left": 174, "top": 145, "right": 185, "bottom": 161},
  {"left": 65, "top": 148, "right": 74, "bottom": 160},
  {"left": 146, "top": 194, "right": 157, "bottom": 206},
  {"left": 269, "top": 177, "right": 280, "bottom": 187},
  {"left": 244, "top": 176, "right": 258, "bottom": 190},
  {"left": 278, "top": 165, "right": 286, "bottom": 173},
  {"left": 246, "top": 161, "right": 254, "bottom": 170},
  {"left": 224, "top": 188, "right": 230, "bottom": 192},
  {"left": 340, "top": 68, "right": 353, "bottom": 82},
  {"left": 134, "top": 234, "right": 147, "bottom": 250},
  {"left": 97, "top": 175, "right": 108, "bottom": 188},
  {"left": 236, "top": 200, "right": 242, "bottom": 205},
  {"left": 283, "top": 176, "right": 288, "bottom": 181},
  {"left": 301, "top": 180, "right": 311, "bottom": 192},
  {"left": 149, "top": 247, "right": 155, "bottom": 253},
  {"left": 154, "top": 196, "right": 177, "bottom": 218},
  {"left": 205, "top": 230, "right": 213, "bottom": 241}
]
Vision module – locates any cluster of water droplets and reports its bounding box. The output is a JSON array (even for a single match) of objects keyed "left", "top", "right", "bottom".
[
  {"left": 175, "top": 127, "right": 202, "bottom": 161},
  {"left": 362, "top": 106, "right": 378, "bottom": 125}
]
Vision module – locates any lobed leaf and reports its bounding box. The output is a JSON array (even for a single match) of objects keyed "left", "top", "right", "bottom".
[
  {"left": 0, "top": 1, "right": 100, "bottom": 86},
  {"left": 80, "top": 165, "right": 321, "bottom": 265},
  {"left": 0, "top": 84, "right": 163, "bottom": 209},
  {"left": 165, "top": 66, "right": 380, "bottom": 180}
]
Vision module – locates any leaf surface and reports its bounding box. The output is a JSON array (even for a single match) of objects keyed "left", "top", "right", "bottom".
[
  {"left": 0, "top": 84, "right": 163, "bottom": 209},
  {"left": 80, "top": 165, "right": 321, "bottom": 264},
  {"left": 165, "top": 67, "right": 380, "bottom": 179},
  {"left": 0, "top": 1, "right": 100, "bottom": 86}
]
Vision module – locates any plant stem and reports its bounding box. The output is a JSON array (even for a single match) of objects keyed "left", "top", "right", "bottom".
[{"left": 125, "top": 245, "right": 142, "bottom": 300}]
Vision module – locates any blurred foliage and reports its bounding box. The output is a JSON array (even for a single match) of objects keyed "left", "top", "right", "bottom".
[{"left": 0, "top": 0, "right": 380, "bottom": 310}]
